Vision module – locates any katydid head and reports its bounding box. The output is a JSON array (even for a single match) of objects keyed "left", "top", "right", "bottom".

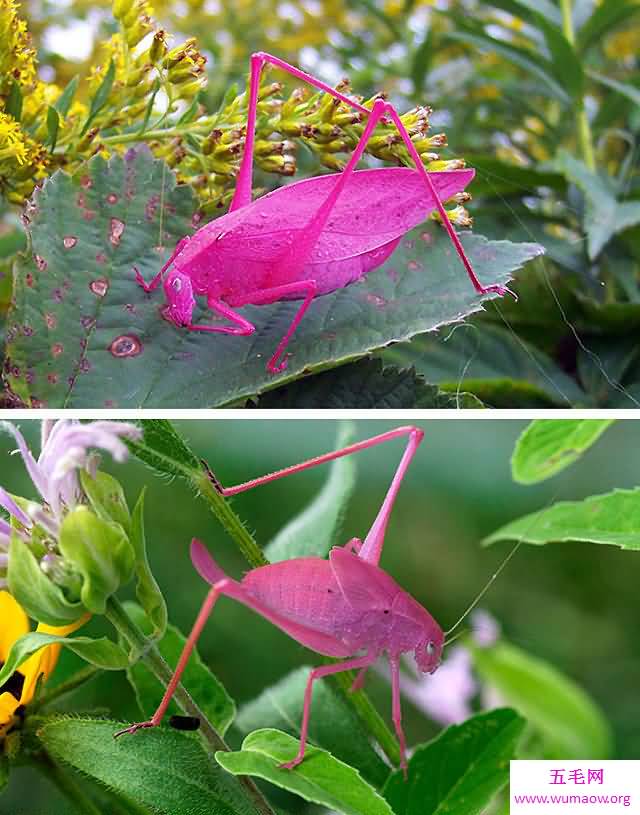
[
  {"left": 414, "top": 625, "right": 444, "bottom": 675},
  {"left": 163, "top": 268, "right": 196, "bottom": 327}
]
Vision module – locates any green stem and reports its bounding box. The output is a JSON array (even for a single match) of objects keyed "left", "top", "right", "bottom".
[
  {"left": 331, "top": 669, "right": 402, "bottom": 767},
  {"left": 101, "top": 120, "right": 216, "bottom": 146},
  {"left": 31, "top": 665, "right": 100, "bottom": 713},
  {"left": 560, "top": 0, "right": 596, "bottom": 170},
  {"left": 40, "top": 751, "right": 103, "bottom": 815},
  {"left": 196, "top": 471, "right": 269, "bottom": 569},
  {"left": 105, "top": 597, "right": 275, "bottom": 815}
]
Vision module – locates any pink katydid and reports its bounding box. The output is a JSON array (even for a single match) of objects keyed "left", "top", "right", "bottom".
[
  {"left": 135, "top": 52, "right": 513, "bottom": 375},
  {"left": 115, "top": 425, "right": 506, "bottom": 776}
]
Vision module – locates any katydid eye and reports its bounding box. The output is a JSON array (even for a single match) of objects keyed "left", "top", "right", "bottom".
[
  {"left": 173, "top": 278, "right": 181, "bottom": 291},
  {"left": 426, "top": 641, "right": 435, "bottom": 656}
]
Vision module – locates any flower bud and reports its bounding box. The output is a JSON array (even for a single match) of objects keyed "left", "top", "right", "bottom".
[{"left": 58, "top": 505, "right": 134, "bottom": 615}]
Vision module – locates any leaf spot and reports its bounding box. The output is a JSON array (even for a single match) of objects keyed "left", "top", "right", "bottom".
[
  {"left": 109, "top": 218, "right": 125, "bottom": 246},
  {"left": 366, "top": 293, "right": 386, "bottom": 308},
  {"left": 34, "top": 254, "right": 48, "bottom": 272},
  {"left": 51, "top": 343, "right": 64, "bottom": 357},
  {"left": 90, "top": 278, "right": 109, "bottom": 297},
  {"left": 63, "top": 236, "right": 78, "bottom": 249},
  {"left": 109, "top": 334, "right": 142, "bottom": 358}
]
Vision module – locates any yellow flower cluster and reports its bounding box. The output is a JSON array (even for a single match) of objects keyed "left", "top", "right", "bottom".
[
  {"left": 0, "top": 0, "right": 36, "bottom": 91},
  {"left": 0, "top": 0, "right": 49, "bottom": 201}
]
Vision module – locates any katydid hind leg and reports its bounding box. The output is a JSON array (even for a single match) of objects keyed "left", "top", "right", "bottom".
[
  {"left": 379, "top": 103, "right": 514, "bottom": 298},
  {"left": 207, "top": 425, "right": 424, "bottom": 566},
  {"left": 231, "top": 52, "right": 371, "bottom": 213},
  {"left": 279, "top": 654, "right": 375, "bottom": 770}
]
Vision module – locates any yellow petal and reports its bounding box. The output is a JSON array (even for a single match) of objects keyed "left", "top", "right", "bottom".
[
  {"left": 19, "top": 612, "right": 90, "bottom": 705},
  {"left": 0, "top": 691, "right": 20, "bottom": 735},
  {"left": 0, "top": 591, "right": 29, "bottom": 661}
]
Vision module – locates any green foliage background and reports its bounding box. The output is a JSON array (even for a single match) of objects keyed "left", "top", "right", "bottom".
[
  {"left": 1, "top": 0, "right": 638, "bottom": 407},
  {"left": 1, "top": 419, "right": 639, "bottom": 813}
]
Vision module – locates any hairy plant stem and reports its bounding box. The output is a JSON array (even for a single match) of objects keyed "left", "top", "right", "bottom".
[
  {"left": 31, "top": 665, "right": 100, "bottom": 713},
  {"left": 560, "top": 0, "right": 596, "bottom": 170},
  {"left": 104, "top": 596, "right": 275, "bottom": 815},
  {"left": 195, "top": 470, "right": 269, "bottom": 568},
  {"left": 40, "top": 750, "right": 103, "bottom": 815},
  {"left": 197, "top": 468, "right": 402, "bottom": 767}
]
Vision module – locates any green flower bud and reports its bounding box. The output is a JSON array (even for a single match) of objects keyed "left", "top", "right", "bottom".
[{"left": 59, "top": 505, "right": 134, "bottom": 615}]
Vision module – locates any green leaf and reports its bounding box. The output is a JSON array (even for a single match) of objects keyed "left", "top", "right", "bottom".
[
  {"left": 464, "top": 155, "right": 566, "bottom": 198},
  {"left": 5, "top": 80, "right": 22, "bottom": 121},
  {"left": 0, "top": 632, "right": 128, "bottom": 690},
  {"left": 577, "top": 0, "right": 640, "bottom": 53},
  {"left": 383, "top": 323, "right": 586, "bottom": 408},
  {"left": 588, "top": 70, "right": 640, "bottom": 108},
  {"left": 59, "top": 506, "right": 134, "bottom": 614},
  {"left": 235, "top": 666, "right": 389, "bottom": 788},
  {"left": 216, "top": 728, "right": 394, "bottom": 815},
  {"left": 470, "top": 642, "right": 612, "bottom": 758},
  {"left": 383, "top": 709, "right": 525, "bottom": 815},
  {"left": 484, "top": 487, "right": 640, "bottom": 550},
  {"left": 511, "top": 419, "right": 614, "bottom": 483},
  {"left": 46, "top": 106, "right": 60, "bottom": 152},
  {"left": 555, "top": 151, "right": 639, "bottom": 259},
  {"left": 257, "top": 357, "right": 484, "bottom": 408},
  {"left": 265, "top": 423, "right": 357, "bottom": 562},
  {"left": 79, "top": 468, "right": 132, "bottom": 532},
  {"left": 447, "top": 28, "right": 570, "bottom": 104},
  {"left": 127, "top": 419, "right": 201, "bottom": 480},
  {"left": 38, "top": 718, "right": 257, "bottom": 815},
  {"left": 5, "top": 148, "right": 543, "bottom": 408},
  {"left": 54, "top": 75, "right": 79, "bottom": 117},
  {"left": 130, "top": 490, "right": 167, "bottom": 641},
  {"left": 125, "top": 602, "right": 234, "bottom": 737},
  {"left": 81, "top": 60, "right": 115, "bottom": 135},
  {"left": 7, "top": 537, "right": 85, "bottom": 626}
]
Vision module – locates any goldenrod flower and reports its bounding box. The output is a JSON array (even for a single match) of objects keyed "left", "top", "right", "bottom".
[
  {"left": 0, "top": 113, "right": 27, "bottom": 165},
  {"left": 0, "top": 591, "right": 87, "bottom": 738}
]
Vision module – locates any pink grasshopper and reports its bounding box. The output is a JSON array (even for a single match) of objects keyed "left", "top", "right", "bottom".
[
  {"left": 116, "top": 425, "right": 468, "bottom": 775},
  {"left": 135, "top": 52, "right": 512, "bottom": 374}
]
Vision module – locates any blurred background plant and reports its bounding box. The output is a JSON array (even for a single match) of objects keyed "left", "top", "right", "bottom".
[
  {"left": 1, "top": 0, "right": 639, "bottom": 407},
  {"left": 0, "top": 418, "right": 638, "bottom": 814}
]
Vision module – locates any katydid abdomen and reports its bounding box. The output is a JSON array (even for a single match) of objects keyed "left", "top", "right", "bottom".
[{"left": 172, "top": 166, "right": 475, "bottom": 299}]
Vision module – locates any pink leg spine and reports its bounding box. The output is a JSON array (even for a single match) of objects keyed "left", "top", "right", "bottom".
[
  {"left": 390, "top": 656, "right": 408, "bottom": 777},
  {"left": 113, "top": 580, "right": 229, "bottom": 738},
  {"left": 280, "top": 654, "right": 374, "bottom": 770},
  {"left": 135, "top": 236, "right": 190, "bottom": 292},
  {"left": 212, "top": 425, "right": 424, "bottom": 565}
]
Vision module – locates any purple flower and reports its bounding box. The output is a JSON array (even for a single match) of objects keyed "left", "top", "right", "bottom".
[{"left": 0, "top": 420, "right": 141, "bottom": 587}]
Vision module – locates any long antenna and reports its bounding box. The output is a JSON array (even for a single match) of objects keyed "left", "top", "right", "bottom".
[
  {"left": 444, "top": 541, "right": 521, "bottom": 636},
  {"left": 445, "top": 487, "right": 564, "bottom": 637}
]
